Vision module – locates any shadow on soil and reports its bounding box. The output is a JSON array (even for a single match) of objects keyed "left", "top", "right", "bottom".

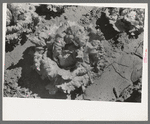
[
  {"left": 7, "top": 46, "right": 67, "bottom": 99},
  {"left": 96, "top": 12, "right": 119, "bottom": 40},
  {"left": 35, "top": 4, "right": 65, "bottom": 20}
]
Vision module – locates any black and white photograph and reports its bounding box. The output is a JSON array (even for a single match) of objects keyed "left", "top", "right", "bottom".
[
  {"left": 3, "top": 3, "right": 146, "bottom": 101},
  {"left": 2, "top": 3, "right": 148, "bottom": 121}
]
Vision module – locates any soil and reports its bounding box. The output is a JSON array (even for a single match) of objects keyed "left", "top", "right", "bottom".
[{"left": 4, "top": 5, "right": 143, "bottom": 102}]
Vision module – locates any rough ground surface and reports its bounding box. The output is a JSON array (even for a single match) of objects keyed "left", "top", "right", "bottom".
[{"left": 4, "top": 4, "right": 143, "bottom": 102}]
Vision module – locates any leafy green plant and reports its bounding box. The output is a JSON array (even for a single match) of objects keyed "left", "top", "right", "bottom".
[
  {"left": 6, "top": 3, "right": 40, "bottom": 50},
  {"left": 29, "top": 20, "right": 106, "bottom": 96},
  {"left": 104, "top": 7, "right": 145, "bottom": 37}
]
